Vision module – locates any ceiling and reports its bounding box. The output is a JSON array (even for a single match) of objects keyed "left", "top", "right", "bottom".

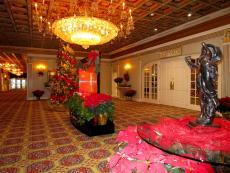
[{"left": 0, "top": 0, "right": 230, "bottom": 72}]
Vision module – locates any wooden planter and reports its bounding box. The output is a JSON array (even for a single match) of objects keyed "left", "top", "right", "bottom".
[{"left": 70, "top": 113, "right": 115, "bottom": 136}]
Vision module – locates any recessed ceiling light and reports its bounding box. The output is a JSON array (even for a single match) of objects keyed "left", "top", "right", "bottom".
[
  {"left": 150, "top": 13, "right": 154, "bottom": 16},
  {"left": 154, "top": 28, "right": 158, "bottom": 31},
  {"left": 187, "top": 12, "right": 192, "bottom": 17}
]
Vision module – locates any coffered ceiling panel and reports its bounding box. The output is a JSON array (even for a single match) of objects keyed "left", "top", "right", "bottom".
[{"left": 0, "top": 0, "right": 229, "bottom": 56}]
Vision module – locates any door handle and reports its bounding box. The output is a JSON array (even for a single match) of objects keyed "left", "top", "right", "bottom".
[{"left": 170, "top": 81, "right": 174, "bottom": 90}]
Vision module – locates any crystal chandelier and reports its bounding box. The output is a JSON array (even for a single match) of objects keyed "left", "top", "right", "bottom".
[
  {"left": 0, "top": 63, "right": 23, "bottom": 76},
  {"left": 34, "top": 0, "right": 134, "bottom": 49}
]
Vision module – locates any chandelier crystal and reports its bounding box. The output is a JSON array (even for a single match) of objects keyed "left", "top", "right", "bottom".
[
  {"left": 0, "top": 63, "right": 23, "bottom": 76},
  {"left": 33, "top": 0, "right": 134, "bottom": 49}
]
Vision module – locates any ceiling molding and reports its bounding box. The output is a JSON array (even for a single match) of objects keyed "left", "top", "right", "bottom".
[
  {"left": 111, "top": 24, "right": 229, "bottom": 61},
  {"left": 110, "top": 7, "right": 230, "bottom": 55},
  {"left": 111, "top": 13, "right": 230, "bottom": 58},
  {"left": 0, "top": 46, "right": 57, "bottom": 55}
]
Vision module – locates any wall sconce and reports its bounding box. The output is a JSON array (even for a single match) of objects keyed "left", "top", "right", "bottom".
[
  {"left": 49, "top": 71, "right": 56, "bottom": 76},
  {"left": 124, "top": 63, "right": 131, "bottom": 71},
  {"left": 36, "top": 64, "right": 46, "bottom": 76}
]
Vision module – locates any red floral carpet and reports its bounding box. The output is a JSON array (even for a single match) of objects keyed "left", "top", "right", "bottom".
[{"left": 0, "top": 90, "right": 198, "bottom": 173}]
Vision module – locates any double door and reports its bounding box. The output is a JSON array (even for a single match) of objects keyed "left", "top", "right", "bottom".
[{"left": 159, "top": 57, "right": 190, "bottom": 108}]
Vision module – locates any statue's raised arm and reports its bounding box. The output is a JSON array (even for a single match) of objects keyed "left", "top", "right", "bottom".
[{"left": 185, "top": 56, "right": 199, "bottom": 69}]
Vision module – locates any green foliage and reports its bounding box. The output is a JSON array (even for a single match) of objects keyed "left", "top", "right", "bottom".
[
  {"left": 65, "top": 94, "right": 94, "bottom": 125},
  {"left": 163, "top": 164, "right": 185, "bottom": 173},
  {"left": 88, "top": 101, "right": 114, "bottom": 121}
]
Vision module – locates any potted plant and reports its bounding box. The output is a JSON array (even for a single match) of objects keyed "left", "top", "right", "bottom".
[
  {"left": 114, "top": 77, "right": 123, "bottom": 86},
  {"left": 38, "top": 71, "right": 44, "bottom": 76},
  {"left": 216, "top": 97, "right": 230, "bottom": 120},
  {"left": 66, "top": 93, "right": 115, "bottom": 136},
  {"left": 65, "top": 93, "right": 94, "bottom": 125},
  {"left": 32, "top": 90, "right": 44, "bottom": 100},
  {"left": 120, "top": 72, "right": 131, "bottom": 87},
  {"left": 124, "top": 89, "right": 136, "bottom": 100},
  {"left": 84, "top": 93, "right": 114, "bottom": 125}
]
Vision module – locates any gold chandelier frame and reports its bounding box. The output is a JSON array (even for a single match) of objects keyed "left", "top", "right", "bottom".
[{"left": 34, "top": 0, "right": 134, "bottom": 49}]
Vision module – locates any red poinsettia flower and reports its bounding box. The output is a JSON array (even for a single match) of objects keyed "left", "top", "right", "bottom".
[{"left": 84, "top": 93, "right": 112, "bottom": 109}]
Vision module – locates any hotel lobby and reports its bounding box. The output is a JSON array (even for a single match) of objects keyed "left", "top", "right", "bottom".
[{"left": 0, "top": 0, "right": 230, "bottom": 173}]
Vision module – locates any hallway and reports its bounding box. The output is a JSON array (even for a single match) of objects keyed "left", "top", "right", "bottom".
[{"left": 0, "top": 90, "right": 198, "bottom": 173}]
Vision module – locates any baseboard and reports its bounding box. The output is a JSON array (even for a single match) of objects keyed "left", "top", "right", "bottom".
[
  {"left": 27, "top": 97, "right": 49, "bottom": 100},
  {"left": 132, "top": 98, "right": 141, "bottom": 102}
]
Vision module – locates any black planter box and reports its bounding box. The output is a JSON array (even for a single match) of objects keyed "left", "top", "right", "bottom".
[{"left": 70, "top": 114, "right": 115, "bottom": 136}]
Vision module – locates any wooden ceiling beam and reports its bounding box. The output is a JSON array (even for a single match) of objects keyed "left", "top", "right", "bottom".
[
  {"left": 153, "top": 0, "right": 193, "bottom": 21},
  {"left": 134, "top": 0, "right": 172, "bottom": 22},
  {"left": 0, "top": 55, "right": 7, "bottom": 63},
  {"left": 0, "top": 46, "right": 57, "bottom": 55},
  {"left": 27, "top": 0, "right": 32, "bottom": 46},
  {"left": 199, "top": 0, "right": 220, "bottom": 10},
  {"left": 2, "top": 52, "right": 16, "bottom": 65},
  {"left": 4, "top": 0, "right": 17, "bottom": 32},
  {"left": 11, "top": 53, "right": 26, "bottom": 71},
  {"left": 154, "top": 11, "right": 186, "bottom": 22}
]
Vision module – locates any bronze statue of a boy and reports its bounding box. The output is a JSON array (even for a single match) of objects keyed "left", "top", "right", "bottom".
[{"left": 185, "top": 42, "right": 221, "bottom": 126}]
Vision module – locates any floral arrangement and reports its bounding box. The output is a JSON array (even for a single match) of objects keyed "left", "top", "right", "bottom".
[
  {"left": 84, "top": 93, "right": 112, "bottom": 108},
  {"left": 124, "top": 89, "right": 136, "bottom": 97},
  {"left": 32, "top": 90, "right": 44, "bottom": 98},
  {"left": 217, "top": 97, "right": 230, "bottom": 120},
  {"left": 65, "top": 93, "right": 94, "bottom": 125},
  {"left": 217, "top": 97, "right": 230, "bottom": 113},
  {"left": 114, "top": 77, "right": 123, "bottom": 84},
  {"left": 109, "top": 124, "right": 217, "bottom": 173},
  {"left": 109, "top": 117, "right": 230, "bottom": 172},
  {"left": 84, "top": 93, "right": 114, "bottom": 121},
  {"left": 37, "top": 71, "right": 44, "bottom": 76},
  {"left": 66, "top": 93, "right": 114, "bottom": 125}
]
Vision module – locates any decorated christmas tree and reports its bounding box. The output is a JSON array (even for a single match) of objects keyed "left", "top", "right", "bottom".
[{"left": 50, "top": 43, "right": 100, "bottom": 104}]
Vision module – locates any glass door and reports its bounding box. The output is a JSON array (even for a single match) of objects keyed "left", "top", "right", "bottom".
[{"left": 143, "top": 63, "right": 158, "bottom": 103}]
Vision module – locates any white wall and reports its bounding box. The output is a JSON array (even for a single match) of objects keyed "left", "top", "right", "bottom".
[
  {"left": 27, "top": 55, "right": 56, "bottom": 100},
  {"left": 100, "top": 61, "right": 112, "bottom": 95},
  {"left": 111, "top": 57, "right": 141, "bottom": 100},
  {"left": 112, "top": 30, "right": 227, "bottom": 109}
]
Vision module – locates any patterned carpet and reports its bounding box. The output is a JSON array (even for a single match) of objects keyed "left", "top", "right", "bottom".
[{"left": 0, "top": 90, "right": 199, "bottom": 173}]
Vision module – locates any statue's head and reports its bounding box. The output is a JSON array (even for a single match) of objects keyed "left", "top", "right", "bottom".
[{"left": 201, "top": 42, "right": 221, "bottom": 61}]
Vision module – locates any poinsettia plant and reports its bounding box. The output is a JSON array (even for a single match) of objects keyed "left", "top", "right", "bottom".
[
  {"left": 65, "top": 93, "right": 114, "bottom": 125},
  {"left": 65, "top": 93, "right": 94, "bottom": 125},
  {"left": 217, "top": 97, "right": 230, "bottom": 113},
  {"left": 114, "top": 77, "right": 123, "bottom": 84},
  {"left": 32, "top": 90, "right": 44, "bottom": 98},
  {"left": 84, "top": 93, "right": 114, "bottom": 121},
  {"left": 217, "top": 97, "right": 230, "bottom": 120}
]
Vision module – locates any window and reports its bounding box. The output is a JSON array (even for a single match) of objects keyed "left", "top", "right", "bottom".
[{"left": 10, "top": 78, "right": 26, "bottom": 89}]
